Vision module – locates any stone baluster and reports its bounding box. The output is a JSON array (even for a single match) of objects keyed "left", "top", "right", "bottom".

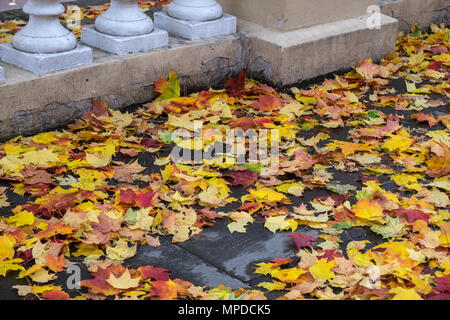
[
  {"left": 81, "top": 0, "right": 168, "bottom": 55},
  {"left": 0, "top": 0, "right": 92, "bottom": 74},
  {"left": 154, "top": 0, "right": 236, "bottom": 40},
  {"left": 168, "top": 0, "right": 223, "bottom": 22}
]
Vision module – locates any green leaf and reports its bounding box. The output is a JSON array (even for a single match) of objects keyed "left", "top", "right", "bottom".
[
  {"left": 154, "top": 70, "right": 180, "bottom": 103},
  {"left": 332, "top": 221, "right": 353, "bottom": 231},
  {"left": 125, "top": 208, "right": 137, "bottom": 225},
  {"left": 158, "top": 131, "right": 173, "bottom": 144}
]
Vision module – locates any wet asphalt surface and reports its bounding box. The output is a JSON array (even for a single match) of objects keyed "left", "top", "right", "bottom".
[{"left": 0, "top": 66, "right": 447, "bottom": 300}]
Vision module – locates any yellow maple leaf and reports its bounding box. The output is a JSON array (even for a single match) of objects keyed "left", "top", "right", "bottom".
[
  {"left": 106, "top": 269, "right": 141, "bottom": 290},
  {"left": 32, "top": 132, "right": 58, "bottom": 145},
  {"left": 245, "top": 187, "right": 287, "bottom": 202},
  {"left": 17, "top": 264, "right": 45, "bottom": 279},
  {"left": 21, "top": 149, "right": 59, "bottom": 166},
  {"left": 389, "top": 287, "right": 423, "bottom": 300},
  {"left": 254, "top": 262, "right": 279, "bottom": 275},
  {"left": 353, "top": 199, "right": 385, "bottom": 222},
  {"left": 382, "top": 129, "right": 414, "bottom": 153},
  {"left": 7, "top": 210, "right": 35, "bottom": 227},
  {"left": 309, "top": 258, "right": 336, "bottom": 281},
  {"left": 264, "top": 216, "right": 290, "bottom": 233},
  {"left": 4, "top": 143, "right": 36, "bottom": 156},
  {"left": 106, "top": 239, "right": 137, "bottom": 261},
  {"left": 29, "top": 268, "right": 57, "bottom": 283},
  {"left": 227, "top": 222, "right": 248, "bottom": 234},
  {"left": 72, "top": 243, "right": 104, "bottom": 257},
  {"left": 0, "top": 234, "right": 16, "bottom": 261},
  {"left": 0, "top": 155, "right": 25, "bottom": 174},
  {"left": 0, "top": 259, "right": 24, "bottom": 276},
  {"left": 85, "top": 142, "right": 116, "bottom": 168},
  {"left": 31, "top": 284, "right": 62, "bottom": 295},
  {"left": 257, "top": 281, "right": 286, "bottom": 291},
  {"left": 271, "top": 268, "right": 307, "bottom": 283},
  {"left": 392, "top": 173, "right": 423, "bottom": 191}
]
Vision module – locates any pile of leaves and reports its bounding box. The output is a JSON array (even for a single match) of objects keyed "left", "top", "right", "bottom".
[
  {"left": 0, "top": 24, "right": 449, "bottom": 300},
  {"left": 0, "top": 0, "right": 171, "bottom": 42}
]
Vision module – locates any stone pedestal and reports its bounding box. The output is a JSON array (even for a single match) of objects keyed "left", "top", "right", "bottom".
[
  {"left": 154, "top": 12, "right": 236, "bottom": 41},
  {"left": 154, "top": 0, "right": 236, "bottom": 40},
  {"left": 0, "top": 43, "right": 92, "bottom": 74},
  {"left": 0, "top": 66, "right": 4, "bottom": 81},
  {"left": 0, "top": 0, "right": 92, "bottom": 74},
  {"left": 81, "top": 0, "right": 168, "bottom": 55}
]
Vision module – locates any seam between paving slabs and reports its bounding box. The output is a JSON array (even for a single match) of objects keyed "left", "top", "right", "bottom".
[{"left": 173, "top": 243, "right": 254, "bottom": 288}]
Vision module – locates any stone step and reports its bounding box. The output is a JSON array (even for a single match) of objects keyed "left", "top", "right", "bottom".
[{"left": 243, "top": 13, "right": 398, "bottom": 85}]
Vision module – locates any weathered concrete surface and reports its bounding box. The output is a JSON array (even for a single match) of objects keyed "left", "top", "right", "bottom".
[
  {"left": 218, "top": 0, "right": 376, "bottom": 31},
  {"left": 379, "top": 0, "right": 449, "bottom": 31},
  {"left": 0, "top": 34, "right": 246, "bottom": 140},
  {"left": 243, "top": 14, "right": 398, "bottom": 86},
  {"left": 81, "top": 26, "right": 169, "bottom": 55},
  {"left": 154, "top": 12, "right": 237, "bottom": 40}
]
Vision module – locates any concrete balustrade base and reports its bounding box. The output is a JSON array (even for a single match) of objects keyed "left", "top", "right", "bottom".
[
  {"left": 81, "top": 26, "right": 169, "bottom": 55},
  {"left": 0, "top": 66, "right": 4, "bottom": 82},
  {"left": 0, "top": 44, "right": 93, "bottom": 75},
  {"left": 0, "top": 13, "right": 398, "bottom": 140},
  {"left": 154, "top": 12, "right": 237, "bottom": 40},
  {"left": 244, "top": 14, "right": 398, "bottom": 85}
]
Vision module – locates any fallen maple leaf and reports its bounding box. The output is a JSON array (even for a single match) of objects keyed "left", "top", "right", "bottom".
[
  {"left": 288, "top": 233, "right": 317, "bottom": 250},
  {"left": 106, "top": 269, "right": 141, "bottom": 290}
]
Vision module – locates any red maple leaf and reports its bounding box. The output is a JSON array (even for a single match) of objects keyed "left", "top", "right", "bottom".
[
  {"left": 288, "top": 233, "right": 317, "bottom": 250},
  {"left": 432, "top": 275, "right": 450, "bottom": 293},
  {"left": 42, "top": 290, "right": 70, "bottom": 300},
  {"left": 45, "top": 254, "right": 67, "bottom": 273},
  {"left": 138, "top": 266, "right": 171, "bottom": 281},
  {"left": 271, "top": 258, "right": 293, "bottom": 268},
  {"left": 251, "top": 95, "right": 283, "bottom": 112},
  {"left": 80, "top": 268, "right": 120, "bottom": 296},
  {"left": 230, "top": 170, "right": 258, "bottom": 187},
  {"left": 411, "top": 113, "right": 438, "bottom": 127},
  {"left": 149, "top": 280, "right": 178, "bottom": 300},
  {"left": 90, "top": 98, "right": 109, "bottom": 118},
  {"left": 428, "top": 61, "right": 443, "bottom": 71},
  {"left": 120, "top": 189, "right": 136, "bottom": 205},
  {"left": 229, "top": 117, "right": 273, "bottom": 131},
  {"left": 91, "top": 212, "right": 121, "bottom": 233},
  {"left": 395, "top": 208, "right": 430, "bottom": 223},
  {"left": 135, "top": 192, "right": 156, "bottom": 208},
  {"left": 37, "top": 223, "right": 75, "bottom": 239},
  {"left": 225, "top": 71, "right": 246, "bottom": 98},
  {"left": 317, "top": 249, "right": 339, "bottom": 262}
]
